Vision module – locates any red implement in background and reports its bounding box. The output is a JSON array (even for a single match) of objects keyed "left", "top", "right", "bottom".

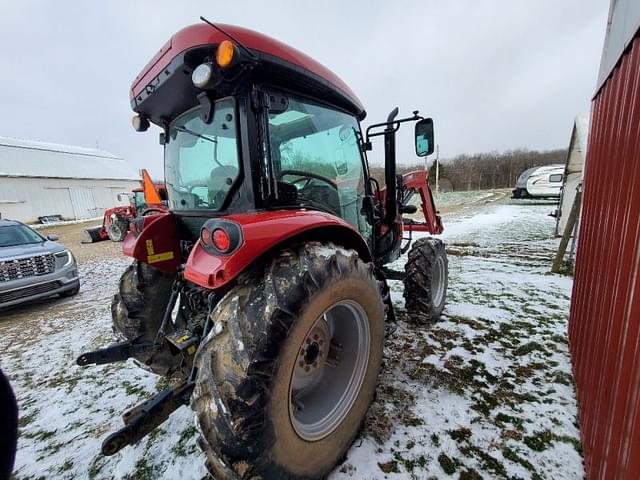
[
  {"left": 378, "top": 169, "right": 443, "bottom": 235},
  {"left": 401, "top": 170, "right": 443, "bottom": 234},
  {"left": 82, "top": 169, "right": 167, "bottom": 243}
]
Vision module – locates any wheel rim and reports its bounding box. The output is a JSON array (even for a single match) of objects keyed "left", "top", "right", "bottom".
[
  {"left": 288, "top": 300, "right": 370, "bottom": 441},
  {"left": 432, "top": 255, "right": 446, "bottom": 308},
  {"left": 109, "top": 224, "right": 122, "bottom": 240}
]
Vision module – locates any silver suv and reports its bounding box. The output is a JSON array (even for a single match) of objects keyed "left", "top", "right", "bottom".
[{"left": 0, "top": 219, "right": 79, "bottom": 309}]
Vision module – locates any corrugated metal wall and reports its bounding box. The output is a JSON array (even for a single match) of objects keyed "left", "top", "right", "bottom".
[
  {"left": 569, "top": 31, "right": 640, "bottom": 479},
  {"left": 0, "top": 177, "right": 138, "bottom": 222}
]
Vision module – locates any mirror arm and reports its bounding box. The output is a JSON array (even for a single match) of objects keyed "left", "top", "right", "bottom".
[{"left": 364, "top": 111, "right": 424, "bottom": 147}]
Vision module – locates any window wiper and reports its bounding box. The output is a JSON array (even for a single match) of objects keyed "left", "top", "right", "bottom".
[
  {"left": 173, "top": 126, "right": 217, "bottom": 145},
  {"left": 173, "top": 126, "right": 223, "bottom": 167}
]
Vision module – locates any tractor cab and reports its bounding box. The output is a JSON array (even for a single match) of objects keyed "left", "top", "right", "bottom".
[{"left": 127, "top": 21, "right": 438, "bottom": 278}]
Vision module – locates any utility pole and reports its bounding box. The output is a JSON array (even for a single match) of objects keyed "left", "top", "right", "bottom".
[{"left": 435, "top": 144, "right": 440, "bottom": 198}]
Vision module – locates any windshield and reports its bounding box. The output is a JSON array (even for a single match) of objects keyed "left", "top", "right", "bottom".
[
  {"left": 267, "top": 94, "right": 369, "bottom": 236},
  {"left": 165, "top": 98, "right": 240, "bottom": 210},
  {"left": 133, "top": 191, "right": 147, "bottom": 214},
  {"left": 0, "top": 225, "right": 45, "bottom": 247}
]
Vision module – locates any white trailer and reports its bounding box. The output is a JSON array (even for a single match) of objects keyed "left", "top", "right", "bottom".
[{"left": 512, "top": 164, "right": 565, "bottom": 199}]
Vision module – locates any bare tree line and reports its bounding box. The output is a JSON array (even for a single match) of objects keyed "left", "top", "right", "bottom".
[{"left": 370, "top": 148, "right": 568, "bottom": 191}]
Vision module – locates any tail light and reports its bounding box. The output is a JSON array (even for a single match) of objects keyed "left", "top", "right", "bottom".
[
  {"left": 199, "top": 221, "right": 243, "bottom": 255},
  {"left": 212, "top": 229, "right": 231, "bottom": 252},
  {"left": 200, "top": 227, "right": 211, "bottom": 246}
]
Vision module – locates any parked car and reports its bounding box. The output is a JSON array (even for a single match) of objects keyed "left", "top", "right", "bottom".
[
  {"left": 512, "top": 164, "right": 564, "bottom": 199},
  {"left": 0, "top": 219, "right": 79, "bottom": 309}
]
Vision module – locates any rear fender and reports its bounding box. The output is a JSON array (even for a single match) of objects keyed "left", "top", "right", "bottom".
[
  {"left": 122, "top": 212, "right": 181, "bottom": 272},
  {"left": 183, "top": 210, "right": 371, "bottom": 289}
]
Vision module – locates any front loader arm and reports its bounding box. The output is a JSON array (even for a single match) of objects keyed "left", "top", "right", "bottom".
[{"left": 401, "top": 170, "right": 443, "bottom": 234}]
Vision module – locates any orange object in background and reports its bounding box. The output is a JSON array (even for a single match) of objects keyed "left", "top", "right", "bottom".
[{"left": 142, "top": 168, "right": 162, "bottom": 205}]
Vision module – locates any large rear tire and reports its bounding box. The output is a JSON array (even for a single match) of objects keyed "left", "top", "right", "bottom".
[
  {"left": 191, "top": 242, "right": 384, "bottom": 479},
  {"left": 403, "top": 237, "right": 448, "bottom": 324},
  {"left": 111, "top": 262, "right": 182, "bottom": 376}
]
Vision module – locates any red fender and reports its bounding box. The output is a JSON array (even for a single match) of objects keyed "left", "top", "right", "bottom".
[
  {"left": 183, "top": 210, "right": 370, "bottom": 290},
  {"left": 122, "top": 212, "right": 181, "bottom": 272}
]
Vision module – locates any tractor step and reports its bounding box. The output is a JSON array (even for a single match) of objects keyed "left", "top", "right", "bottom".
[
  {"left": 101, "top": 382, "right": 194, "bottom": 456},
  {"left": 76, "top": 341, "right": 154, "bottom": 366}
]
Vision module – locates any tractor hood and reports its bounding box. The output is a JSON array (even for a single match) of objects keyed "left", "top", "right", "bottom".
[{"left": 130, "top": 23, "right": 366, "bottom": 125}]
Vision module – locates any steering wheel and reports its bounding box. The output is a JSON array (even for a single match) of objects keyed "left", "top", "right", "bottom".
[
  {"left": 278, "top": 169, "right": 338, "bottom": 190},
  {"left": 141, "top": 208, "right": 165, "bottom": 216},
  {"left": 187, "top": 184, "right": 208, "bottom": 193}
]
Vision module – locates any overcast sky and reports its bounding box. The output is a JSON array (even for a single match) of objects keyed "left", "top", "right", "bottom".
[{"left": 0, "top": 1, "right": 608, "bottom": 177}]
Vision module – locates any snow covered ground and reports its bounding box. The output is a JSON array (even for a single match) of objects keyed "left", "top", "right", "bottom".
[{"left": 0, "top": 192, "right": 582, "bottom": 479}]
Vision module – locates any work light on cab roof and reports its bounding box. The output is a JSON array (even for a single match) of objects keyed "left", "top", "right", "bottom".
[{"left": 191, "top": 41, "right": 238, "bottom": 89}]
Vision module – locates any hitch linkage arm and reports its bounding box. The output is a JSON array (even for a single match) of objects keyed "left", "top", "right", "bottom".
[
  {"left": 101, "top": 382, "right": 194, "bottom": 456},
  {"left": 76, "top": 341, "right": 155, "bottom": 366}
]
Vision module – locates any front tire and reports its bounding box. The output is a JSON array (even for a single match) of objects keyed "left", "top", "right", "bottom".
[
  {"left": 403, "top": 237, "right": 448, "bottom": 324},
  {"left": 191, "top": 242, "right": 384, "bottom": 479},
  {"left": 110, "top": 262, "right": 182, "bottom": 376},
  {"left": 107, "top": 219, "right": 128, "bottom": 242}
]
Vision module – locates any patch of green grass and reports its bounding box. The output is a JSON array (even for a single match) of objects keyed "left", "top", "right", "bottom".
[
  {"left": 148, "top": 427, "right": 167, "bottom": 442},
  {"left": 58, "top": 460, "right": 74, "bottom": 473},
  {"left": 549, "top": 334, "right": 568, "bottom": 345},
  {"left": 514, "top": 341, "right": 546, "bottom": 356},
  {"left": 122, "top": 380, "right": 147, "bottom": 397},
  {"left": 124, "top": 458, "right": 157, "bottom": 480},
  {"left": 495, "top": 412, "right": 524, "bottom": 430},
  {"left": 392, "top": 450, "right": 428, "bottom": 474},
  {"left": 18, "top": 411, "right": 38, "bottom": 428},
  {"left": 554, "top": 434, "right": 583, "bottom": 454},
  {"left": 155, "top": 377, "right": 172, "bottom": 392},
  {"left": 502, "top": 446, "right": 534, "bottom": 471},
  {"left": 460, "top": 445, "right": 507, "bottom": 477},
  {"left": 552, "top": 371, "right": 573, "bottom": 386},
  {"left": 171, "top": 425, "right": 198, "bottom": 457},
  {"left": 459, "top": 468, "right": 483, "bottom": 480},
  {"left": 87, "top": 457, "right": 105, "bottom": 479},
  {"left": 447, "top": 427, "right": 472, "bottom": 442},
  {"left": 403, "top": 416, "right": 424, "bottom": 427},
  {"left": 378, "top": 460, "right": 399, "bottom": 473},
  {"left": 437, "top": 452, "right": 457, "bottom": 474},
  {"left": 524, "top": 430, "right": 554, "bottom": 452},
  {"left": 21, "top": 429, "right": 56, "bottom": 441},
  {"left": 431, "top": 433, "right": 441, "bottom": 447}
]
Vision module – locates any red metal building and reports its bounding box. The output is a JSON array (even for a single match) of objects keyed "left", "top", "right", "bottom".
[{"left": 569, "top": 1, "right": 640, "bottom": 478}]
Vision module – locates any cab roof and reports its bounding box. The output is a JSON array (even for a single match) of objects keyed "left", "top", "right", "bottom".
[{"left": 130, "top": 23, "right": 365, "bottom": 119}]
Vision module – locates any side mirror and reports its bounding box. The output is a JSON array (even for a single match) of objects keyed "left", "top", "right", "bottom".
[
  {"left": 46, "top": 234, "right": 59, "bottom": 241},
  {"left": 415, "top": 118, "right": 435, "bottom": 157}
]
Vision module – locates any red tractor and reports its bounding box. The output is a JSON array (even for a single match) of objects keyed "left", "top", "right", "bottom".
[
  {"left": 83, "top": 169, "right": 168, "bottom": 242},
  {"left": 78, "top": 19, "right": 448, "bottom": 479}
]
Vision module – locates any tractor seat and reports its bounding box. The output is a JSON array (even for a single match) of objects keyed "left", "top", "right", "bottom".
[{"left": 209, "top": 165, "right": 238, "bottom": 207}]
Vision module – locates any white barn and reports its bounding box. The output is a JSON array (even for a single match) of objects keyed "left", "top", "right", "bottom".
[
  {"left": 555, "top": 114, "right": 589, "bottom": 236},
  {"left": 0, "top": 136, "right": 140, "bottom": 223}
]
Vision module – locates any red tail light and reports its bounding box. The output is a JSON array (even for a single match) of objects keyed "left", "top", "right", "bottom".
[
  {"left": 200, "top": 227, "right": 211, "bottom": 246},
  {"left": 212, "top": 228, "right": 230, "bottom": 252}
]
